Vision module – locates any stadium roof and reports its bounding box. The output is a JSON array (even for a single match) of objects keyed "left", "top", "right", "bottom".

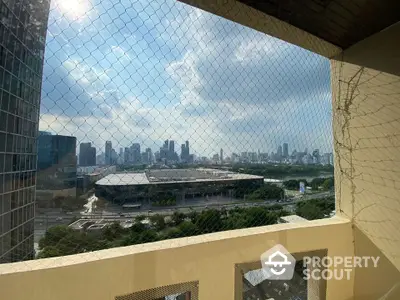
[{"left": 96, "top": 170, "right": 263, "bottom": 186}]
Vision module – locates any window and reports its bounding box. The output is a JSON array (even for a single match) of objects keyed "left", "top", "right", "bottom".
[
  {"left": 6, "top": 134, "right": 14, "bottom": 152},
  {"left": 3, "top": 70, "right": 10, "bottom": 91},
  {"left": 1, "top": 90, "right": 9, "bottom": 111},
  {"left": 0, "top": 154, "right": 4, "bottom": 173},
  {"left": 0, "top": 111, "right": 7, "bottom": 131}
]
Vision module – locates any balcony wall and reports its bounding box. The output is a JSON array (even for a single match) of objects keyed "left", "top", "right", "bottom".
[
  {"left": 332, "top": 21, "right": 400, "bottom": 299},
  {"left": 0, "top": 217, "right": 353, "bottom": 300}
]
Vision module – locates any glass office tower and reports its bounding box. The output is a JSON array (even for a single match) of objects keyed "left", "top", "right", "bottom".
[{"left": 0, "top": 0, "right": 50, "bottom": 262}]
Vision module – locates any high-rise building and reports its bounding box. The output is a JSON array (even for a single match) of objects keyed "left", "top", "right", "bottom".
[
  {"left": 181, "top": 144, "right": 185, "bottom": 160},
  {"left": 105, "top": 141, "right": 112, "bottom": 165},
  {"left": 312, "top": 149, "right": 320, "bottom": 164},
  {"left": 124, "top": 147, "right": 130, "bottom": 164},
  {"left": 37, "top": 133, "right": 77, "bottom": 191},
  {"left": 277, "top": 145, "right": 283, "bottom": 158},
  {"left": 0, "top": 0, "right": 51, "bottom": 262},
  {"left": 283, "top": 143, "right": 289, "bottom": 158},
  {"left": 220, "top": 148, "right": 224, "bottom": 163},
  {"left": 131, "top": 143, "right": 141, "bottom": 164},
  {"left": 79, "top": 143, "right": 96, "bottom": 166},
  {"left": 180, "top": 140, "right": 190, "bottom": 162},
  {"left": 169, "top": 140, "right": 175, "bottom": 155},
  {"left": 111, "top": 148, "right": 117, "bottom": 164},
  {"left": 145, "top": 148, "right": 153, "bottom": 164}
]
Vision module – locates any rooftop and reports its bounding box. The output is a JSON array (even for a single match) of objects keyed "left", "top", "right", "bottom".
[
  {"left": 279, "top": 215, "right": 308, "bottom": 223},
  {"left": 96, "top": 168, "right": 263, "bottom": 186}
]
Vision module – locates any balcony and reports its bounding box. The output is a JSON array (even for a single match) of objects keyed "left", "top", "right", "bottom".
[
  {"left": 0, "top": 217, "right": 352, "bottom": 299},
  {"left": 1, "top": 0, "right": 400, "bottom": 299},
  {"left": 1, "top": 211, "right": 399, "bottom": 299}
]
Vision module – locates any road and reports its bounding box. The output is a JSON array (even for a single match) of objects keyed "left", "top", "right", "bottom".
[{"left": 34, "top": 190, "right": 334, "bottom": 226}]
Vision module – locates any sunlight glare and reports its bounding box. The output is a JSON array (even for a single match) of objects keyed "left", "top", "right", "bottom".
[{"left": 56, "top": 0, "right": 91, "bottom": 21}]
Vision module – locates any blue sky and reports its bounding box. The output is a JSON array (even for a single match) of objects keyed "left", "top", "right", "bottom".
[{"left": 39, "top": 0, "right": 333, "bottom": 157}]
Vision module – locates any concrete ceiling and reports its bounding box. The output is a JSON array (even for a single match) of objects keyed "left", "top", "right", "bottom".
[{"left": 237, "top": 0, "right": 400, "bottom": 49}]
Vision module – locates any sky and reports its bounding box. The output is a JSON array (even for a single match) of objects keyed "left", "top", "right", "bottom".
[{"left": 38, "top": 0, "right": 333, "bottom": 157}]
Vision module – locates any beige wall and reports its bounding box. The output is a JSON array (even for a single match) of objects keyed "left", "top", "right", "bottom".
[
  {"left": 0, "top": 218, "right": 353, "bottom": 300},
  {"left": 332, "top": 22, "right": 400, "bottom": 299}
]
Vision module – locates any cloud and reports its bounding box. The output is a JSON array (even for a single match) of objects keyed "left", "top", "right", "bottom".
[{"left": 40, "top": 0, "right": 333, "bottom": 157}]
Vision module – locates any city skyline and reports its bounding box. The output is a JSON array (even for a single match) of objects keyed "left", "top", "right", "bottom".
[{"left": 75, "top": 138, "right": 332, "bottom": 166}]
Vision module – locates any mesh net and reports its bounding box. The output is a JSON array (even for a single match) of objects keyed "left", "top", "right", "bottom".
[{"left": 1, "top": 0, "right": 335, "bottom": 265}]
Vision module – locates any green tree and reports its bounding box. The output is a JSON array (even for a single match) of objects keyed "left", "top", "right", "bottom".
[
  {"left": 162, "top": 227, "right": 184, "bottom": 239},
  {"left": 310, "top": 178, "right": 326, "bottom": 190},
  {"left": 196, "top": 209, "right": 222, "bottom": 233},
  {"left": 223, "top": 213, "right": 246, "bottom": 230},
  {"left": 188, "top": 210, "right": 199, "bottom": 223},
  {"left": 178, "top": 221, "right": 198, "bottom": 236},
  {"left": 243, "top": 207, "right": 278, "bottom": 227},
  {"left": 283, "top": 180, "right": 300, "bottom": 190},
  {"left": 134, "top": 215, "right": 146, "bottom": 223},
  {"left": 171, "top": 211, "right": 186, "bottom": 226},
  {"left": 296, "top": 201, "right": 324, "bottom": 220},
  {"left": 149, "top": 214, "right": 166, "bottom": 231},
  {"left": 102, "top": 222, "right": 125, "bottom": 241},
  {"left": 130, "top": 222, "right": 147, "bottom": 233},
  {"left": 138, "top": 229, "right": 158, "bottom": 243},
  {"left": 247, "top": 184, "right": 284, "bottom": 201},
  {"left": 39, "top": 225, "right": 73, "bottom": 249},
  {"left": 37, "top": 246, "right": 63, "bottom": 258},
  {"left": 322, "top": 177, "right": 334, "bottom": 190}
]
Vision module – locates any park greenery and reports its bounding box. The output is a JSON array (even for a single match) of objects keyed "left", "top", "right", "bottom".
[
  {"left": 38, "top": 196, "right": 335, "bottom": 259},
  {"left": 38, "top": 204, "right": 290, "bottom": 258},
  {"left": 295, "top": 197, "right": 335, "bottom": 220},
  {"left": 246, "top": 183, "right": 284, "bottom": 201},
  {"left": 231, "top": 164, "right": 333, "bottom": 178}
]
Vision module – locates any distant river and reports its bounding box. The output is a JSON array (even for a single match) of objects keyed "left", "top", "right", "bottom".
[{"left": 278, "top": 173, "right": 334, "bottom": 181}]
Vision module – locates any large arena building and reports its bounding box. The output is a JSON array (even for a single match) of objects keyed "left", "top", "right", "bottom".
[{"left": 95, "top": 168, "right": 264, "bottom": 205}]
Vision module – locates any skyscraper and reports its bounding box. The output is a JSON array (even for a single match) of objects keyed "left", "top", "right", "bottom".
[
  {"left": 169, "top": 140, "right": 175, "bottom": 155},
  {"left": 180, "top": 140, "right": 190, "bottom": 162},
  {"left": 277, "top": 145, "right": 283, "bottom": 158},
  {"left": 283, "top": 143, "right": 289, "bottom": 158},
  {"left": 145, "top": 148, "right": 153, "bottom": 164},
  {"left": 105, "top": 141, "right": 112, "bottom": 165},
  {"left": 124, "top": 147, "right": 130, "bottom": 164},
  {"left": 79, "top": 143, "right": 96, "bottom": 166},
  {"left": 181, "top": 144, "right": 185, "bottom": 161},
  {"left": 0, "top": 0, "right": 51, "bottom": 262},
  {"left": 220, "top": 148, "right": 224, "bottom": 163},
  {"left": 131, "top": 143, "right": 141, "bottom": 164},
  {"left": 37, "top": 133, "right": 77, "bottom": 191}
]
